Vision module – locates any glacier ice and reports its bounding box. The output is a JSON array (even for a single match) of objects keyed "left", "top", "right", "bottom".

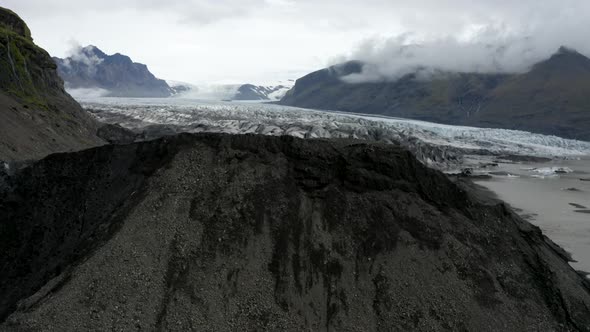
[{"left": 81, "top": 98, "right": 590, "bottom": 168}]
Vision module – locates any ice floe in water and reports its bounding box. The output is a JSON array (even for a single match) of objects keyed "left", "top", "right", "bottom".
[{"left": 532, "top": 167, "right": 575, "bottom": 175}]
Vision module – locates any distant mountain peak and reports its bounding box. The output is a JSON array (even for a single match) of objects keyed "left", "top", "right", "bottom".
[
  {"left": 531, "top": 46, "right": 590, "bottom": 73},
  {"left": 556, "top": 46, "right": 580, "bottom": 55},
  {"left": 54, "top": 45, "right": 172, "bottom": 98},
  {"left": 546, "top": 46, "right": 590, "bottom": 63},
  {"left": 72, "top": 45, "right": 107, "bottom": 60},
  {"left": 167, "top": 82, "right": 294, "bottom": 101},
  {"left": 233, "top": 83, "right": 293, "bottom": 101},
  {"left": 82, "top": 45, "right": 99, "bottom": 52}
]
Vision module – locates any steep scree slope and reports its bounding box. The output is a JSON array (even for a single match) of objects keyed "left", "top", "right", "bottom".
[{"left": 1, "top": 133, "right": 589, "bottom": 331}]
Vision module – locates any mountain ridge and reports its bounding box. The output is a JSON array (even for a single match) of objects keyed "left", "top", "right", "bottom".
[
  {"left": 280, "top": 48, "right": 590, "bottom": 141},
  {"left": 169, "top": 81, "right": 294, "bottom": 101},
  {"left": 54, "top": 45, "right": 173, "bottom": 98},
  {"left": 1, "top": 133, "right": 589, "bottom": 330},
  {"left": 233, "top": 83, "right": 292, "bottom": 101}
]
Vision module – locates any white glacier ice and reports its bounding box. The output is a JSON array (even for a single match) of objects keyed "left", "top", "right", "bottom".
[{"left": 81, "top": 97, "right": 590, "bottom": 170}]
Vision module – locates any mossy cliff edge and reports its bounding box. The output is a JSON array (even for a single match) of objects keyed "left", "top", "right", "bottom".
[
  {"left": 0, "top": 7, "right": 58, "bottom": 108},
  {"left": 0, "top": 7, "right": 103, "bottom": 161}
]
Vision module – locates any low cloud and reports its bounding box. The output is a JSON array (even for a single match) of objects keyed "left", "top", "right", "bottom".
[
  {"left": 4, "top": 0, "right": 271, "bottom": 26},
  {"left": 62, "top": 41, "right": 104, "bottom": 76},
  {"left": 6, "top": 0, "right": 590, "bottom": 83},
  {"left": 66, "top": 87, "right": 110, "bottom": 99},
  {"left": 341, "top": 33, "right": 548, "bottom": 83},
  {"left": 339, "top": 0, "right": 590, "bottom": 83}
]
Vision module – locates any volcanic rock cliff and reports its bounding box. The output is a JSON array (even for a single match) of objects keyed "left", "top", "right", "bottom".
[
  {"left": 1, "top": 133, "right": 589, "bottom": 331},
  {"left": 0, "top": 7, "right": 103, "bottom": 161}
]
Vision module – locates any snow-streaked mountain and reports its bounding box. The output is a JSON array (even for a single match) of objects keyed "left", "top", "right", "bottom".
[
  {"left": 81, "top": 98, "right": 590, "bottom": 169},
  {"left": 167, "top": 83, "right": 240, "bottom": 100},
  {"left": 167, "top": 80, "right": 294, "bottom": 101},
  {"left": 233, "top": 83, "right": 293, "bottom": 101},
  {"left": 166, "top": 80, "right": 195, "bottom": 96}
]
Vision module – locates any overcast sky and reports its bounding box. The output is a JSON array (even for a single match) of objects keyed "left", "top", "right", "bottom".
[{"left": 4, "top": 0, "right": 590, "bottom": 84}]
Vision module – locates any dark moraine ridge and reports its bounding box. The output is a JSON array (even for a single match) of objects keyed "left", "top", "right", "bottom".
[{"left": 1, "top": 133, "right": 590, "bottom": 331}]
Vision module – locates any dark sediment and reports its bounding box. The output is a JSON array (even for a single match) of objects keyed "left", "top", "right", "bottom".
[
  {"left": 96, "top": 123, "right": 137, "bottom": 144},
  {"left": 1, "top": 133, "right": 590, "bottom": 331}
]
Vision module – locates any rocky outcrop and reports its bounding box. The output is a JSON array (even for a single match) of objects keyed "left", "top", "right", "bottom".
[
  {"left": 0, "top": 6, "right": 103, "bottom": 161},
  {"left": 1, "top": 133, "right": 589, "bottom": 331},
  {"left": 280, "top": 48, "right": 590, "bottom": 141},
  {"left": 0, "top": 7, "right": 31, "bottom": 40},
  {"left": 96, "top": 123, "right": 137, "bottom": 144},
  {"left": 54, "top": 45, "right": 172, "bottom": 98}
]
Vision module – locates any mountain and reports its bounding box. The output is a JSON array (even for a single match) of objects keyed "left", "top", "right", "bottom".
[
  {"left": 169, "top": 81, "right": 294, "bottom": 101},
  {"left": 0, "top": 7, "right": 103, "bottom": 161},
  {"left": 280, "top": 48, "right": 590, "bottom": 141},
  {"left": 233, "top": 83, "right": 293, "bottom": 101},
  {"left": 166, "top": 83, "right": 240, "bottom": 100},
  {"left": 167, "top": 80, "right": 195, "bottom": 96},
  {"left": 1, "top": 133, "right": 590, "bottom": 330},
  {"left": 54, "top": 46, "right": 173, "bottom": 98},
  {"left": 479, "top": 47, "right": 590, "bottom": 139}
]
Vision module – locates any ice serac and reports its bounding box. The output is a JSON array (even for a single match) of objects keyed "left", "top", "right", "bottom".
[
  {"left": 1, "top": 133, "right": 589, "bottom": 330},
  {"left": 0, "top": 6, "right": 103, "bottom": 161},
  {"left": 280, "top": 48, "right": 590, "bottom": 141},
  {"left": 54, "top": 46, "right": 172, "bottom": 98}
]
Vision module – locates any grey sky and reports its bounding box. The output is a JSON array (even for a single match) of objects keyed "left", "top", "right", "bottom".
[{"left": 4, "top": 0, "right": 590, "bottom": 84}]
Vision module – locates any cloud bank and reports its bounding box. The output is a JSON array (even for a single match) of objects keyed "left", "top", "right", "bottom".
[
  {"left": 5, "top": 0, "right": 590, "bottom": 84},
  {"left": 66, "top": 87, "right": 110, "bottom": 99},
  {"left": 61, "top": 42, "right": 104, "bottom": 76},
  {"left": 341, "top": 0, "right": 590, "bottom": 82}
]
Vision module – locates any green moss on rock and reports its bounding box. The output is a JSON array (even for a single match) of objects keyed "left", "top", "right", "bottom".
[
  {"left": 0, "top": 7, "right": 32, "bottom": 40},
  {"left": 0, "top": 6, "right": 56, "bottom": 109}
]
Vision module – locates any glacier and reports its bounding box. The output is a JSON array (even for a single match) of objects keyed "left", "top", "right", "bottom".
[{"left": 82, "top": 97, "right": 590, "bottom": 168}]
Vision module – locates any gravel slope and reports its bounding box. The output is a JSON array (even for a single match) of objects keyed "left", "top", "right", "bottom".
[{"left": 1, "top": 133, "right": 589, "bottom": 331}]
